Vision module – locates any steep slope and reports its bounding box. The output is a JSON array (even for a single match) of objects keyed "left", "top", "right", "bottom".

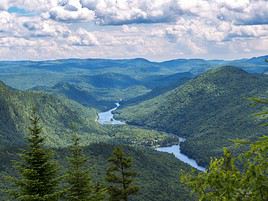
[
  {"left": 116, "top": 67, "right": 268, "bottom": 165},
  {"left": 0, "top": 81, "right": 105, "bottom": 148},
  {"left": 0, "top": 143, "right": 193, "bottom": 201},
  {"left": 32, "top": 72, "right": 192, "bottom": 111},
  {"left": 32, "top": 81, "right": 150, "bottom": 111},
  {"left": 121, "top": 72, "right": 193, "bottom": 107},
  {"left": 32, "top": 82, "right": 118, "bottom": 111},
  {"left": 0, "top": 81, "right": 175, "bottom": 149}
]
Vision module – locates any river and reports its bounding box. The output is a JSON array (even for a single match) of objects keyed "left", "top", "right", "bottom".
[
  {"left": 97, "top": 103, "right": 125, "bottom": 125},
  {"left": 97, "top": 103, "right": 206, "bottom": 172},
  {"left": 156, "top": 139, "right": 206, "bottom": 172}
]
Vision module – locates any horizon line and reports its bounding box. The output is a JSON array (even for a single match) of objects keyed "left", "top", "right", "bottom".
[{"left": 0, "top": 54, "right": 267, "bottom": 63}]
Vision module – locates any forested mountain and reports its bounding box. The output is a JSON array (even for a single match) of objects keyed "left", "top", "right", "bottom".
[
  {"left": 1, "top": 55, "right": 267, "bottom": 89},
  {"left": 31, "top": 72, "right": 193, "bottom": 111},
  {"left": 0, "top": 79, "right": 195, "bottom": 201},
  {"left": 0, "top": 80, "right": 104, "bottom": 148},
  {"left": 0, "top": 56, "right": 267, "bottom": 111},
  {"left": 0, "top": 81, "right": 176, "bottom": 149},
  {"left": 0, "top": 143, "right": 193, "bottom": 201},
  {"left": 0, "top": 57, "right": 268, "bottom": 201},
  {"left": 116, "top": 66, "right": 268, "bottom": 165}
]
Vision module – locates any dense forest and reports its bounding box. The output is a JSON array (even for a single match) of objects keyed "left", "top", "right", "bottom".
[
  {"left": 0, "top": 112, "right": 192, "bottom": 201},
  {"left": 0, "top": 58, "right": 268, "bottom": 200},
  {"left": 1, "top": 0, "right": 268, "bottom": 199},
  {"left": 1, "top": 99, "right": 267, "bottom": 200},
  {"left": 116, "top": 67, "right": 268, "bottom": 165}
]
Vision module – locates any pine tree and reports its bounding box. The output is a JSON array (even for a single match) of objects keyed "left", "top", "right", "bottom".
[
  {"left": 65, "top": 135, "right": 106, "bottom": 201},
  {"left": 6, "top": 110, "right": 61, "bottom": 201},
  {"left": 106, "top": 147, "right": 139, "bottom": 201}
]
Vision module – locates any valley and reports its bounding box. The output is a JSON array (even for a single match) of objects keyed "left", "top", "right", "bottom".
[
  {"left": 97, "top": 102, "right": 205, "bottom": 171},
  {"left": 0, "top": 56, "right": 268, "bottom": 200},
  {"left": 115, "top": 66, "right": 268, "bottom": 165},
  {"left": 2, "top": 2, "right": 268, "bottom": 200},
  {"left": 97, "top": 103, "right": 125, "bottom": 125}
]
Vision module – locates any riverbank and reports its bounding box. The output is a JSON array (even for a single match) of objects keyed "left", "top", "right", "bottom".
[
  {"left": 97, "top": 103, "right": 206, "bottom": 172},
  {"left": 157, "top": 138, "right": 206, "bottom": 172}
]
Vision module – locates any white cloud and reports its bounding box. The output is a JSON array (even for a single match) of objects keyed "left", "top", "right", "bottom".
[
  {"left": 68, "top": 28, "right": 99, "bottom": 46},
  {"left": 0, "top": 0, "right": 268, "bottom": 60},
  {"left": 122, "top": 25, "right": 139, "bottom": 33},
  {"left": 81, "top": 0, "right": 179, "bottom": 25},
  {"left": 0, "top": 0, "right": 9, "bottom": 10},
  {"left": 47, "top": 0, "right": 95, "bottom": 22}
]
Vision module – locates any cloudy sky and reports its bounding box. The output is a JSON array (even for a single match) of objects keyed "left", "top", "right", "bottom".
[{"left": 0, "top": 0, "right": 268, "bottom": 61}]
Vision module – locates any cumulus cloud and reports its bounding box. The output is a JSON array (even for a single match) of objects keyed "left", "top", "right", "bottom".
[
  {"left": 68, "top": 28, "right": 99, "bottom": 46},
  {"left": 81, "top": 0, "right": 180, "bottom": 25},
  {"left": 0, "top": 0, "right": 268, "bottom": 60},
  {"left": 47, "top": 0, "right": 95, "bottom": 22},
  {"left": 23, "top": 20, "right": 70, "bottom": 37},
  {"left": 217, "top": 0, "right": 268, "bottom": 25}
]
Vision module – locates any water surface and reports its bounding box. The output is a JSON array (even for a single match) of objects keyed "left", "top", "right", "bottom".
[
  {"left": 157, "top": 138, "right": 206, "bottom": 172},
  {"left": 97, "top": 103, "right": 125, "bottom": 125},
  {"left": 98, "top": 104, "right": 205, "bottom": 171}
]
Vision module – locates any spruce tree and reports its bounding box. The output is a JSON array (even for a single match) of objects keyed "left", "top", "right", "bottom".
[
  {"left": 65, "top": 135, "right": 94, "bottom": 201},
  {"left": 7, "top": 110, "right": 61, "bottom": 201},
  {"left": 106, "top": 147, "right": 139, "bottom": 201}
]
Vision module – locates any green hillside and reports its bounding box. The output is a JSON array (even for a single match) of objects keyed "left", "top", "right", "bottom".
[
  {"left": 32, "top": 81, "right": 150, "bottom": 111},
  {"left": 0, "top": 81, "right": 176, "bottom": 149},
  {"left": 31, "top": 72, "right": 192, "bottom": 111},
  {"left": 116, "top": 67, "right": 268, "bottom": 165},
  {"left": 0, "top": 81, "right": 192, "bottom": 201},
  {"left": 0, "top": 143, "right": 193, "bottom": 201}
]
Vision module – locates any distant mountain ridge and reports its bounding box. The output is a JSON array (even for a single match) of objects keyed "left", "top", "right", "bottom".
[
  {"left": 0, "top": 55, "right": 267, "bottom": 111},
  {"left": 0, "top": 55, "right": 267, "bottom": 88}
]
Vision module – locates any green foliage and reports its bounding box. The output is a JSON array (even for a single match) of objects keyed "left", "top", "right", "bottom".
[
  {"left": 181, "top": 96, "right": 268, "bottom": 200},
  {"left": 105, "top": 125, "right": 179, "bottom": 147},
  {"left": 117, "top": 67, "right": 268, "bottom": 164},
  {"left": 181, "top": 136, "right": 268, "bottom": 201},
  {"left": 0, "top": 81, "right": 177, "bottom": 149},
  {"left": 1, "top": 143, "right": 193, "bottom": 201},
  {"left": 106, "top": 147, "right": 139, "bottom": 201},
  {"left": 5, "top": 111, "right": 62, "bottom": 201},
  {"left": 65, "top": 135, "right": 104, "bottom": 201},
  {"left": 33, "top": 82, "right": 150, "bottom": 111}
]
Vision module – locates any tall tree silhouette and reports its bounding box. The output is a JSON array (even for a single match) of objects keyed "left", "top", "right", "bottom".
[
  {"left": 106, "top": 147, "right": 139, "bottom": 201},
  {"left": 6, "top": 110, "right": 61, "bottom": 201},
  {"left": 65, "top": 135, "right": 93, "bottom": 201},
  {"left": 65, "top": 134, "right": 106, "bottom": 201}
]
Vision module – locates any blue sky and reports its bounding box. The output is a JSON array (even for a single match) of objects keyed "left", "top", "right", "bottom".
[{"left": 0, "top": 0, "right": 268, "bottom": 61}]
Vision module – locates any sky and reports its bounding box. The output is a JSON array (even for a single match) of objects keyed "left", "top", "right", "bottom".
[{"left": 0, "top": 0, "right": 268, "bottom": 61}]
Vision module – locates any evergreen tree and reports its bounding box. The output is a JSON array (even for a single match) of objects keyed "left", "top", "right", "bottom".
[
  {"left": 6, "top": 110, "right": 61, "bottom": 201},
  {"left": 181, "top": 97, "right": 268, "bottom": 201},
  {"left": 106, "top": 147, "right": 139, "bottom": 201},
  {"left": 90, "top": 182, "right": 107, "bottom": 201},
  {"left": 65, "top": 135, "right": 106, "bottom": 201},
  {"left": 65, "top": 135, "right": 93, "bottom": 201}
]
